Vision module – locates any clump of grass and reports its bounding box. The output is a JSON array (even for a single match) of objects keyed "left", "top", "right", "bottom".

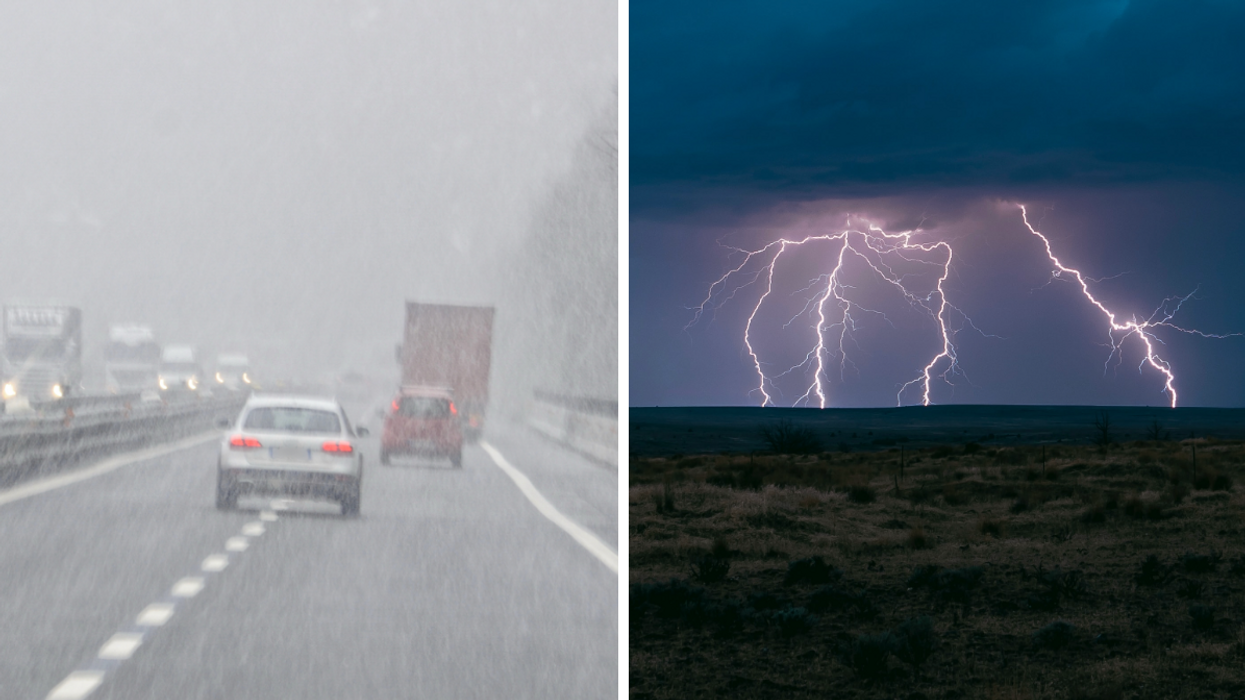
[
  {"left": 907, "top": 527, "right": 930, "bottom": 549},
  {"left": 1122, "top": 493, "right": 1163, "bottom": 520},
  {"left": 1176, "top": 578, "right": 1206, "bottom": 599},
  {"left": 690, "top": 553, "right": 730, "bottom": 583},
  {"left": 807, "top": 585, "right": 857, "bottom": 613},
  {"left": 784, "top": 556, "right": 842, "bottom": 585},
  {"left": 652, "top": 481, "right": 675, "bottom": 514},
  {"left": 1135, "top": 555, "right": 1168, "bottom": 586},
  {"left": 1179, "top": 550, "right": 1220, "bottom": 574},
  {"left": 978, "top": 517, "right": 1005, "bottom": 538},
  {"left": 1032, "top": 620, "right": 1076, "bottom": 650},
  {"left": 847, "top": 483, "right": 876, "bottom": 504},
  {"left": 890, "top": 616, "right": 938, "bottom": 678},
  {"left": 1189, "top": 604, "right": 1215, "bottom": 631},
  {"left": 774, "top": 606, "right": 818, "bottom": 637},
  {"left": 1010, "top": 494, "right": 1030, "bottom": 514},
  {"left": 1027, "top": 567, "right": 1086, "bottom": 611},
  {"left": 847, "top": 631, "right": 895, "bottom": 680},
  {"left": 1167, "top": 481, "right": 1189, "bottom": 505},
  {"left": 631, "top": 579, "right": 704, "bottom": 620},
  {"left": 1080, "top": 502, "right": 1106, "bottom": 524},
  {"left": 942, "top": 484, "right": 968, "bottom": 506}
]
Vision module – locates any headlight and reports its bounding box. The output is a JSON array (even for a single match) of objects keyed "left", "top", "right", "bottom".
[
  {"left": 2, "top": 383, "right": 15, "bottom": 399},
  {"left": 242, "top": 373, "right": 251, "bottom": 384},
  {"left": 158, "top": 377, "right": 168, "bottom": 390},
  {"left": 187, "top": 377, "right": 199, "bottom": 390},
  {"left": 215, "top": 372, "right": 224, "bottom": 383},
  {"left": 51, "top": 384, "right": 63, "bottom": 399}
]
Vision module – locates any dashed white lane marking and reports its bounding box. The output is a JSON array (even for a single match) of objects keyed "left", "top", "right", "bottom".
[
  {"left": 0, "top": 432, "right": 219, "bottom": 509},
  {"left": 45, "top": 670, "right": 105, "bottom": 700},
  {"left": 480, "top": 441, "right": 618, "bottom": 573},
  {"left": 171, "top": 577, "right": 205, "bottom": 598},
  {"left": 135, "top": 603, "right": 175, "bottom": 627},
  {"left": 270, "top": 499, "right": 292, "bottom": 511},
  {"left": 45, "top": 516, "right": 277, "bottom": 699},
  {"left": 97, "top": 633, "right": 143, "bottom": 660},
  {"left": 201, "top": 554, "right": 229, "bottom": 572}
]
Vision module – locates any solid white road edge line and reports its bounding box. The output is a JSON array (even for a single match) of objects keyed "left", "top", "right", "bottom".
[
  {"left": 480, "top": 441, "right": 618, "bottom": 573},
  {"left": 0, "top": 431, "right": 220, "bottom": 508}
]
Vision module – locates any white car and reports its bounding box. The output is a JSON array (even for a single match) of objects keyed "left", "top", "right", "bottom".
[{"left": 216, "top": 395, "right": 366, "bottom": 516}]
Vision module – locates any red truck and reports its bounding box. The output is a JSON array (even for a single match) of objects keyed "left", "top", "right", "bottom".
[{"left": 398, "top": 302, "right": 495, "bottom": 442}]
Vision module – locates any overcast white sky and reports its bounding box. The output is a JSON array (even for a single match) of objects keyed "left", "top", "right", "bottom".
[{"left": 0, "top": 1, "right": 617, "bottom": 382}]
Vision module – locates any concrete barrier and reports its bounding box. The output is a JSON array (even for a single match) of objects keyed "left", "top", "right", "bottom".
[{"left": 528, "top": 391, "right": 617, "bottom": 467}]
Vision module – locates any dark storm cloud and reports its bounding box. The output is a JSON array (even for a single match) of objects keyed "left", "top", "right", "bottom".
[{"left": 632, "top": 0, "right": 1245, "bottom": 212}]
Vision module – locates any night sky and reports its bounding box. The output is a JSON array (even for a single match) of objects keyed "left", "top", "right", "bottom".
[{"left": 631, "top": 0, "right": 1245, "bottom": 408}]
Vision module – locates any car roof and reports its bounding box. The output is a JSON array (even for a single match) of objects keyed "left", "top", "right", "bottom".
[
  {"left": 397, "top": 385, "right": 454, "bottom": 399},
  {"left": 244, "top": 394, "right": 342, "bottom": 411}
]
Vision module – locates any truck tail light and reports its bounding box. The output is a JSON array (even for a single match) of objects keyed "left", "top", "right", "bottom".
[
  {"left": 322, "top": 441, "right": 354, "bottom": 453},
  {"left": 229, "top": 435, "right": 262, "bottom": 449}
]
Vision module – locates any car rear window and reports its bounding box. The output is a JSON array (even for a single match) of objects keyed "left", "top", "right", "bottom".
[
  {"left": 244, "top": 407, "right": 341, "bottom": 433},
  {"left": 397, "top": 396, "right": 451, "bottom": 418}
]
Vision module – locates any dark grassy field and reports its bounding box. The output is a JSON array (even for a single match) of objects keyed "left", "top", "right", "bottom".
[
  {"left": 630, "top": 408, "right": 1245, "bottom": 699},
  {"left": 629, "top": 405, "right": 1245, "bottom": 457}
]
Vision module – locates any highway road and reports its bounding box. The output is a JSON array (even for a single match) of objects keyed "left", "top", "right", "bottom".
[{"left": 0, "top": 420, "right": 617, "bottom": 699}]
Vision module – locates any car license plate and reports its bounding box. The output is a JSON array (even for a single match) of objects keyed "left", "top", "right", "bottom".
[
  {"left": 407, "top": 439, "right": 436, "bottom": 451},
  {"left": 274, "top": 445, "right": 312, "bottom": 461}
]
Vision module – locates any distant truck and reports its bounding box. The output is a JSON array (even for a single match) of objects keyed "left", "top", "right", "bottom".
[
  {"left": 400, "top": 302, "right": 495, "bottom": 441},
  {"left": 1, "top": 303, "right": 82, "bottom": 401},
  {"left": 104, "top": 324, "right": 161, "bottom": 392},
  {"left": 158, "top": 344, "right": 202, "bottom": 393},
  {"left": 214, "top": 353, "right": 252, "bottom": 390}
]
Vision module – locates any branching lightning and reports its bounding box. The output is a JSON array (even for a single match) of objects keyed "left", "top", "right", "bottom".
[
  {"left": 688, "top": 205, "right": 1239, "bottom": 408},
  {"left": 1018, "top": 205, "right": 1240, "bottom": 408}
]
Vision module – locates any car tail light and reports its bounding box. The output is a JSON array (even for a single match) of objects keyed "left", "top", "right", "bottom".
[
  {"left": 229, "top": 435, "right": 262, "bottom": 449},
  {"left": 391, "top": 400, "right": 400, "bottom": 412},
  {"left": 449, "top": 401, "right": 458, "bottom": 415},
  {"left": 322, "top": 441, "right": 354, "bottom": 453}
]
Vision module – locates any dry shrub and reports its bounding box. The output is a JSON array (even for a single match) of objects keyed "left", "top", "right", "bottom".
[
  {"left": 978, "top": 517, "right": 1005, "bottom": 537},
  {"left": 847, "top": 483, "right": 876, "bottom": 504},
  {"left": 797, "top": 493, "right": 821, "bottom": 509},
  {"left": 1080, "top": 502, "right": 1106, "bottom": 524},
  {"left": 942, "top": 484, "right": 968, "bottom": 506},
  {"left": 907, "top": 527, "right": 930, "bottom": 549},
  {"left": 1167, "top": 481, "right": 1189, "bottom": 505}
]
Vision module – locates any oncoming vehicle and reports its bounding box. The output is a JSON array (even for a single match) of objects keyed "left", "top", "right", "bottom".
[
  {"left": 217, "top": 395, "right": 367, "bottom": 516},
  {"left": 381, "top": 386, "right": 462, "bottom": 467},
  {"left": 159, "top": 344, "right": 202, "bottom": 393},
  {"left": 214, "top": 353, "right": 252, "bottom": 390}
]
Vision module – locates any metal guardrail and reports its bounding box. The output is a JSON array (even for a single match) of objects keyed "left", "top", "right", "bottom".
[
  {"left": 0, "top": 392, "right": 247, "bottom": 488},
  {"left": 528, "top": 392, "right": 617, "bottom": 468}
]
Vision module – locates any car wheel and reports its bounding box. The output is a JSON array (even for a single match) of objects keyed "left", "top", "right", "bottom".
[
  {"left": 215, "top": 472, "right": 237, "bottom": 510},
  {"left": 450, "top": 449, "right": 462, "bottom": 468},
  {"left": 380, "top": 450, "right": 391, "bottom": 465},
  {"left": 340, "top": 479, "right": 361, "bottom": 517}
]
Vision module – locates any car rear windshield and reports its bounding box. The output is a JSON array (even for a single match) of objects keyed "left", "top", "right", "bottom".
[
  {"left": 397, "top": 396, "right": 451, "bottom": 418},
  {"left": 244, "top": 407, "right": 341, "bottom": 433}
]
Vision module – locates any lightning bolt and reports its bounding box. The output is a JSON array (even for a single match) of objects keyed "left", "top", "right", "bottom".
[
  {"left": 1018, "top": 204, "right": 1239, "bottom": 408},
  {"left": 688, "top": 218, "right": 964, "bottom": 407},
  {"left": 689, "top": 206, "right": 1239, "bottom": 408}
]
